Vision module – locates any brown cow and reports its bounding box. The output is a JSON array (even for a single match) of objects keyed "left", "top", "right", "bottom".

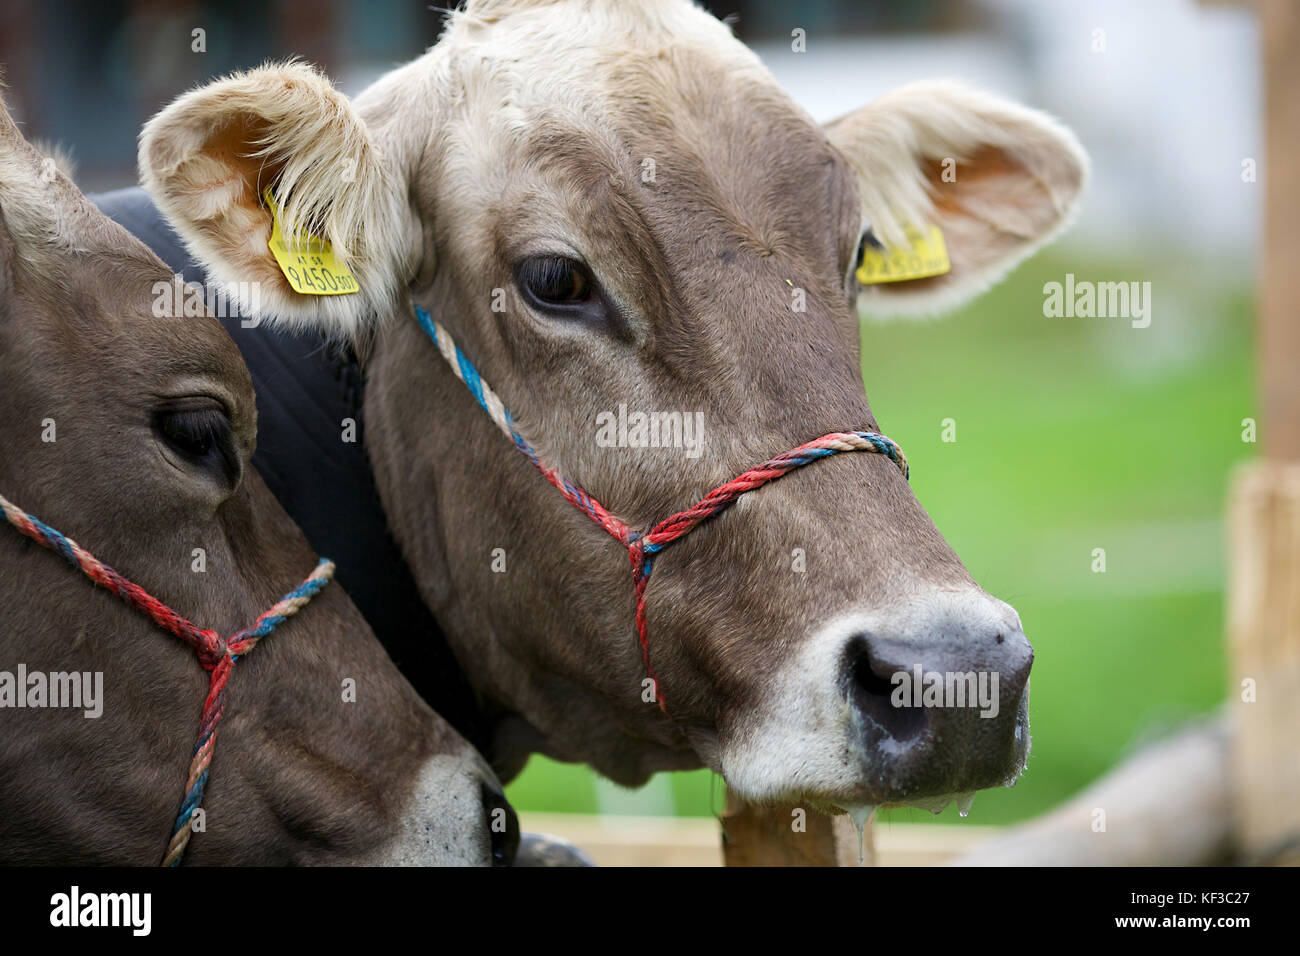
[
  {"left": 138, "top": 0, "right": 1087, "bottom": 818},
  {"left": 0, "top": 94, "right": 517, "bottom": 865}
]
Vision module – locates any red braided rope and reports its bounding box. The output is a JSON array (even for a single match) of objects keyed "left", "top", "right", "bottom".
[
  {"left": 414, "top": 304, "right": 909, "bottom": 720},
  {"left": 512, "top": 430, "right": 909, "bottom": 716},
  {"left": 0, "top": 491, "right": 334, "bottom": 865}
]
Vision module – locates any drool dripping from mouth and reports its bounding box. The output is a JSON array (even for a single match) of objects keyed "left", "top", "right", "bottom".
[
  {"left": 841, "top": 804, "right": 876, "bottom": 864},
  {"left": 838, "top": 790, "right": 980, "bottom": 863}
]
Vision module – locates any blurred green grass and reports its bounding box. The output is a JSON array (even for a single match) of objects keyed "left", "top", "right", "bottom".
[{"left": 506, "top": 248, "right": 1256, "bottom": 826}]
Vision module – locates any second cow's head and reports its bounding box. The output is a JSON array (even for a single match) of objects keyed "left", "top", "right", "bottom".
[{"left": 139, "top": 0, "right": 1086, "bottom": 815}]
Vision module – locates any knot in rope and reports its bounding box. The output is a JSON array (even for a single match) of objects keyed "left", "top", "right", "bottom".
[
  {"left": 0, "top": 490, "right": 334, "bottom": 866},
  {"left": 193, "top": 629, "right": 228, "bottom": 672}
]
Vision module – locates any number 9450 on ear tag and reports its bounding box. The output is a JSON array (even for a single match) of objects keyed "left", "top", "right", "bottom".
[
  {"left": 856, "top": 224, "right": 950, "bottom": 285},
  {"left": 264, "top": 186, "right": 360, "bottom": 296}
]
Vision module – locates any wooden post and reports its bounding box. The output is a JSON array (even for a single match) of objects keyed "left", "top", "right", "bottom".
[
  {"left": 720, "top": 792, "right": 874, "bottom": 866},
  {"left": 1227, "top": 465, "right": 1300, "bottom": 863},
  {"left": 1259, "top": 0, "right": 1300, "bottom": 463},
  {"left": 1225, "top": 0, "right": 1300, "bottom": 866}
]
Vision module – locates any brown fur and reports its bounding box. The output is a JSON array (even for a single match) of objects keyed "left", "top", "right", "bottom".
[
  {"left": 139, "top": 0, "right": 1086, "bottom": 808},
  {"left": 366, "top": 43, "right": 973, "bottom": 783},
  {"left": 0, "top": 100, "right": 501, "bottom": 864}
]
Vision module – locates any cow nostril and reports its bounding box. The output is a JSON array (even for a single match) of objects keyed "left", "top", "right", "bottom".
[
  {"left": 995, "top": 632, "right": 1005, "bottom": 644},
  {"left": 847, "top": 639, "right": 927, "bottom": 743},
  {"left": 480, "top": 784, "right": 520, "bottom": 867},
  {"left": 852, "top": 651, "right": 894, "bottom": 699}
]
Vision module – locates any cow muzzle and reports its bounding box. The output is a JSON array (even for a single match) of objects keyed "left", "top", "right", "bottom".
[
  {"left": 365, "top": 748, "right": 519, "bottom": 866},
  {"left": 843, "top": 608, "right": 1033, "bottom": 807},
  {"left": 719, "top": 588, "right": 1033, "bottom": 816}
]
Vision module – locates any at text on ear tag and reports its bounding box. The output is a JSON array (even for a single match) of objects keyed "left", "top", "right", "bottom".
[
  {"left": 856, "top": 224, "right": 950, "bottom": 285},
  {"left": 264, "top": 186, "right": 360, "bottom": 295}
]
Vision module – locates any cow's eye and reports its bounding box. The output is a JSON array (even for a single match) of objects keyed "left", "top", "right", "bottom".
[
  {"left": 153, "top": 403, "right": 240, "bottom": 487},
  {"left": 515, "top": 256, "right": 595, "bottom": 311},
  {"left": 847, "top": 226, "right": 885, "bottom": 291},
  {"left": 854, "top": 227, "right": 884, "bottom": 270}
]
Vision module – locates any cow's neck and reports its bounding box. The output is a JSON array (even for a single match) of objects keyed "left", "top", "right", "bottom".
[
  {"left": 232, "top": 330, "right": 495, "bottom": 755},
  {"left": 228, "top": 327, "right": 496, "bottom": 754},
  {"left": 331, "top": 352, "right": 496, "bottom": 748}
]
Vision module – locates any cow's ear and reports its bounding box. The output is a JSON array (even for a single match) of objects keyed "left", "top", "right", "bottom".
[
  {"left": 0, "top": 95, "right": 118, "bottom": 277},
  {"left": 826, "top": 80, "right": 1087, "bottom": 317},
  {"left": 139, "top": 61, "right": 420, "bottom": 339}
]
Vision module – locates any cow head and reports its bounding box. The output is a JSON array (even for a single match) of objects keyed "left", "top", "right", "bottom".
[
  {"left": 139, "top": 0, "right": 1086, "bottom": 815},
  {"left": 0, "top": 94, "right": 516, "bottom": 864}
]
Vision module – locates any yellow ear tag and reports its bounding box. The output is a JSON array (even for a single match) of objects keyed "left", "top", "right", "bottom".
[
  {"left": 264, "top": 186, "right": 360, "bottom": 295},
  {"left": 856, "top": 223, "right": 950, "bottom": 285}
]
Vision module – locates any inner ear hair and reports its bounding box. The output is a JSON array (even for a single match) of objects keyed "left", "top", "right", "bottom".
[{"left": 139, "top": 62, "right": 426, "bottom": 343}]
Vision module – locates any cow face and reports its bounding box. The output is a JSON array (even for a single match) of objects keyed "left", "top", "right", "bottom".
[
  {"left": 0, "top": 96, "right": 514, "bottom": 864},
  {"left": 139, "top": 0, "right": 1086, "bottom": 813}
]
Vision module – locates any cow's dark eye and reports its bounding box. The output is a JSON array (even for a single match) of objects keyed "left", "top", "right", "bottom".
[
  {"left": 855, "top": 227, "right": 884, "bottom": 270},
  {"left": 848, "top": 226, "right": 886, "bottom": 291},
  {"left": 516, "top": 256, "right": 595, "bottom": 311},
  {"left": 153, "top": 404, "right": 240, "bottom": 487}
]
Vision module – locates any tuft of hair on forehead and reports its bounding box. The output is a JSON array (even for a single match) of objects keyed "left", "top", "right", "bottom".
[
  {"left": 0, "top": 98, "right": 70, "bottom": 244},
  {"left": 442, "top": 0, "right": 736, "bottom": 49},
  {"left": 27, "top": 140, "right": 76, "bottom": 182},
  {"left": 0, "top": 95, "right": 160, "bottom": 276},
  {"left": 450, "top": 0, "right": 708, "bottom": 25},
  {"left": 430, "top": 0, "right": 768, "bottom": 137}
]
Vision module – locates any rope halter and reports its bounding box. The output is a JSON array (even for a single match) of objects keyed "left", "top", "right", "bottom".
[
  {"left": 0, "top": 492, "right": 334, "bottom": 866},
  {"left": 414, "top": 304, "right": 909, "bottom": 715}
]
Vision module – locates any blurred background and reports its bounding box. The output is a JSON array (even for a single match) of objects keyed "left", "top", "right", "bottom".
[{"left": 0, "top": 0, "right": 1259, "bottom": 839}]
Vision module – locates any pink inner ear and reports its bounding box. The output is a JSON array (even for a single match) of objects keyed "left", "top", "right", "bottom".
[
  {"left": 925, "top": 145, "right": 1056, "bottom": 240},
  {"left": 163, "top": 116, "right": 300, "bottom": 298},
  {"left": 926, "top": 146, "right": 1024, "bottom": 217},
  {"left": 859, "top": 143, "right": 1053, "bottom": 297}
]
